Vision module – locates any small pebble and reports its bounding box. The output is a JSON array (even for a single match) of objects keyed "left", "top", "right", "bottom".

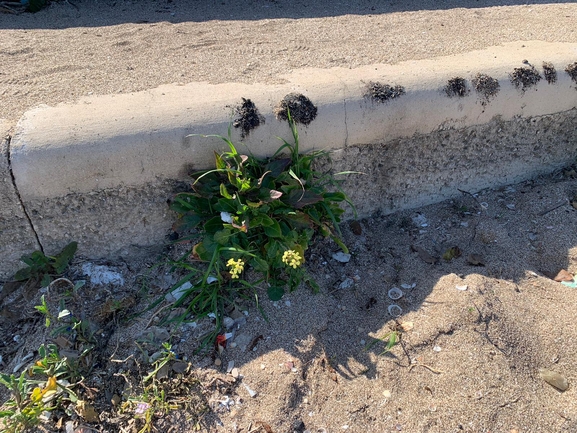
[
  {"left": 231, "top": 368, "right": 239, "bottom": 378},
  {"left": 433, "top": 345, "right": 442, "bottom": 352},
  {"left": 383, "top": 390, "right": 392, "bottom": 398},
  {"left": 214, "top": 358, "right": 222, "bottom": 366}
]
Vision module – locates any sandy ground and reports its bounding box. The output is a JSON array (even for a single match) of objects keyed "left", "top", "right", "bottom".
[
  {"left": 2, "top": 2, "right": 577, "bottom": 433},
  {"left": 1, "top": 0, "right": 577, "bottom": 124}
]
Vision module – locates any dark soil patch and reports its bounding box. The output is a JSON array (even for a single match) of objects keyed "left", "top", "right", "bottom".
[
  {"left": 566, "top": 62, "right": 577, "bottom": 84},
  {"left": 274, "top": 93, "right": 318, "bottom": 125},
  {"left": 510, "top": 66, "right": 542, "bottom": 91},
  {"left": 232, "top": 98, "right": 265, "bottom": 139},
  {"left": 542, "top": 62, "right": 557, "bottom": 84},
  {"left": 471, "top": 73, "right": 500, "bottom": 105},
  {"left": 364, "top": 81, "right": 405, "bottom": 103},
  {"left": 444, "top": 77, "right": 469, "bottom": 98}
]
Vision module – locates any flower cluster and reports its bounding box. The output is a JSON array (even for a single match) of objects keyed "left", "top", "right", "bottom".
[
  {"left": 282, "top": 250, "right": 303, "bottom": 269},
  {"left": 226, "top": 258, "right": 244, "bottom": 279}
]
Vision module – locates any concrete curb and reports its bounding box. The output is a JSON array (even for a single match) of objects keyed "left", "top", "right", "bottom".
[{"left": 3, "top": 41, "right": 577, "bottom": 275}]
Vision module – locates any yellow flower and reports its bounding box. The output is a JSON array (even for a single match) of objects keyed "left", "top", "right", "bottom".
[
  {"left": 31, "top": 376, "right": 58, "bottom": 403},
  {"left": 282, "top": 250, "right": 303, "bottom": 269},
  {"left": 226, "top": 258, "right": 244, "bottom": 279}
]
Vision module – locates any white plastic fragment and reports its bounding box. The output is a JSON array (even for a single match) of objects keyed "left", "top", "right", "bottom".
[
  {"left": 243, "top": 382, "right": 258, "bottom": 398},
  {"left": 81, "top": 263, "right": 125, "bottom": 286},
  {"left": 220, "top": 212, "right": 233, "bottom": 223},
  {"left": 165, "top": 281, "right": 192, "bottom": 302},
  {"left": 332, "top": 252, "right": 351, "bottom": 263},
  {"left": 456, "top": 285, "right": 468, "bottom": 291},
  {"left": 401, "top": 283, "right": 416, "bottom": 290},
  {"left": 433, "top": 345, "right": 442, "bottom": 352}
]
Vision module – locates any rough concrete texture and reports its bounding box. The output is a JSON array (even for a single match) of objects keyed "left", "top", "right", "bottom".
[
  {"left": 7, "top": 41, "right": 577, "bottom": 264},
  {"left": 25, "top": 180, "right": 187, "bottom": 262},
  {"left": 332, "top": 109, "right": 577, "bottom": 218},
  {"left": 0, "top": 120, "right": 40, "bottom": 279}
]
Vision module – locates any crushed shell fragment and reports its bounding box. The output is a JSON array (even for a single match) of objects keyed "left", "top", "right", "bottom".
[
  {"left": 388, "top": 304, "right": 402, "bottom": 317},
  {"left": 388, "top": 287, "right": 403, "bottom": 300}
]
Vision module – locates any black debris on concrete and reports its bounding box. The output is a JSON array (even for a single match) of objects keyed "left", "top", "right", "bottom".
[
  {"left": 364, "top": 81, "right": 406, "bottom": 103},
  {"left": 510, "top": 65, "right": 542, "bottom": 91},
  {"left": 444, "top": 77, "right": 469, "bottom": 97},
  {"left": 233, "top": 98, "right": 265, "bottom": 139},
  {"left": 542, "top": 62, "right": 557, "bottom": 84},
  {"left": 274, "top": 93, "right": 318, "bottom": 125},
  {"left": 472, "top": 73, "right": 500, "bottom": 106}
]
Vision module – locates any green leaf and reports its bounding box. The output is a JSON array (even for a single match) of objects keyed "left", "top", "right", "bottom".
[
  {"left": 41, "top": 273, "right": 52, "bottom": 288},
  {"left": 251, "top": 257, "right": 269, "bottom": 273},
  {"left": 265, "top": 158, "right": 291, "bottom": 177},
  {"left": 53, "top": 242, "right": 78, "bottom": 274},
  {"left": 215, "top": 198, "right": 237, "bottom": 213},
  {"left": 267, "top": 285, "right": 285, "bottom": 301},
  {"left": 263, "top": 219, "right": 282, "bottom": 238},
  {"left": 170, "top": 194, "right": 209, "bottom": 214},
  {"left": 251, "top": 214, "right": 274, "bottom": 228},
  {"left": 13, "top": 266, "right": 32, "bottom": 281},
  {"left": 283, "top": 212, "right": 313, "bottom": 229},
  {"left": 214, "top": 151, "right": 226, "bottom": 170},
  {"left": 204, "top": 216, "right": 224, "bottom": 234},
  {"left": 323, "top": 192, "right": 346, "bottom": 202},
  {"left": 286, "top": 190, "right": 324, "bottom": 209},
  {"left": 220, "top": 183, "right": 232, "bottom": 199},
  {"left": 214, "top": 229, "right": 234, "bottom": 245},
  {"left": 265, "top": 240, "right": 281, "bottom": 260},
  {"left": 172, "top": 213, "right": 204, "bottom": 232}
]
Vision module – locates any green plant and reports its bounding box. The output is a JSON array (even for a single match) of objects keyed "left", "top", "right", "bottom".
[
  {"left": 0, "top": 344, "right": 79, "bottom": 433},
  {"left": 13, "top": 242, "right": 78, "bottom": 287},
  {"left": 365, "top": 330, "right": 400, "bottom": 355},
  {"left": 143, "top": 343, "right": 176, "bottom": 383},
  {"left": 165, "top": 115, "right": 353, "bottom": 329},
  {"left": 121, "top": 343, "right": 192, "bottom": 433}
]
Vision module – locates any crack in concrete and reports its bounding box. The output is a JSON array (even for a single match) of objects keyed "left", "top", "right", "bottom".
[
  {"left": 343, "top": 96, "right": 349, "bottom": 147},
  {"left": 6, "top": 135, "right": 44, "bottom": 253}
]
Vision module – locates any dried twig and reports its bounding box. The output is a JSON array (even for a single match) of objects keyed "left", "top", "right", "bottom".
[{"left": 408, "top": 363, "right": 445, "bottom": 374}]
